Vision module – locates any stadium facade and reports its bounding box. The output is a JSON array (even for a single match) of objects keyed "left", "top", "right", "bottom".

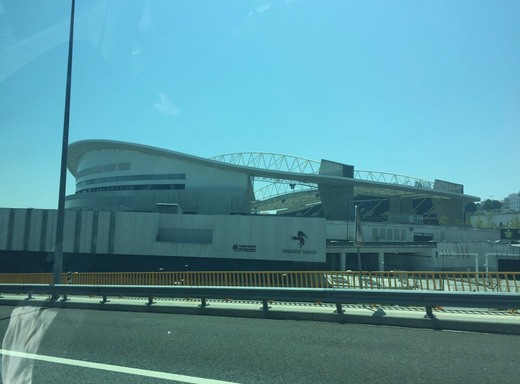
[{"left": 1, "top": 139, "right": 519, "bottom": 273}]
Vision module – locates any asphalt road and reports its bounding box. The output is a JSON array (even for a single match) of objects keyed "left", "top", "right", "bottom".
[{"left": 0, "top": 305, "right": 519, "bottom": 383}]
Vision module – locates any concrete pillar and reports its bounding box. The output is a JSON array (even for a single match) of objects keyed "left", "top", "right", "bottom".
[
  {"left": 378, "top": 252, "right": 385, "bottom": 271},
  {"left": 340, "top": 252, "right": 346, "bottom": 271},
  {"left": 389, "top": 196, "right": 401, "bottom": 214},
  {"left": 327, "top": 254, "right": 338, "bottom": 270},
  {"left": 401, "top": 197, "right": 413, "bottom": 214},
  {"left": 318, "top": 160, "right": 355, "bottom": 220}
]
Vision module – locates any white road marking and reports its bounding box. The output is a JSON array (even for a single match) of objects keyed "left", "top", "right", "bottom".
[{"left": 0, "top": 349, "right": 239, "bottom": 384}]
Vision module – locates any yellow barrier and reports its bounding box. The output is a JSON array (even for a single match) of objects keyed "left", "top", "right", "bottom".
[
  {"left": 0, "top": 271, "right": 519, "bottom": 293},
  {"left": 0, "top": 273, "right": 53, "bottom": 284}
]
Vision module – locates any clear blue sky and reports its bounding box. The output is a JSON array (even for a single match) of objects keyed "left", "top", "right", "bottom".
[{"left": 1, "top": 0, "right": 519, "bottom": 209}]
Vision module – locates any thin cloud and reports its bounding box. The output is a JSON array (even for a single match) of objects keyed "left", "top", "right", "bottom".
[
  {"left": 139, "top": 0, "right": 152, "bottom": 31},
  {"left": 256, "top": 4, "right": 271, "bottom": 13},
  {"left": 153, "top": 93, "right": 180, "bottom": 116}
]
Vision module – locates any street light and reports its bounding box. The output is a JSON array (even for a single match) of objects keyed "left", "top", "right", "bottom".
[
  {"left": 53, "top": 0, "right": 76, "bottom": 286},
  {"left": 345, "top": 203, "right": 349, "bottom": 240}
]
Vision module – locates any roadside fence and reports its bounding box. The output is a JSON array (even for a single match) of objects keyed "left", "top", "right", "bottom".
[{"left": 0, "top": 271, "right": 519, "bottom": 293}]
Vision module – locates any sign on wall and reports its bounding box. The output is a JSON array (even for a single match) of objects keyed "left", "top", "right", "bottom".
[
  {"left": 214, "top": 215, "right": 326, "bottom": 262},
  {"left": 501, "top": 228, "right": 520, "bottom": 243}
]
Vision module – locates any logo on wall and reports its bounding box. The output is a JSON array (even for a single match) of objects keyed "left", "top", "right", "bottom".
[
  {"left": 283, "top": 230, "right": 316, "bottom": 255},
  {"left": 291, "top": 231, "right": 308, "bottom": 248},
  {"left": 232, "top": 244, "right": 256, "bottom": 252},
  {"left": 501, "top": 228, "right": 520, "bottom": 242}
]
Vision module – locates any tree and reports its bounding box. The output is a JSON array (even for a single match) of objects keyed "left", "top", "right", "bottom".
[
  {"left": 465, "top": 202, "right": 477, "bottom": 213},
  {"left": 475, "top": 216, "right": 485, "bottom": 228},
  {"left": 481, "top": 199, "right": 502, "bottom": 211},
  {"left": 510, "top": 216, "right": 520, "bottom": 228}
]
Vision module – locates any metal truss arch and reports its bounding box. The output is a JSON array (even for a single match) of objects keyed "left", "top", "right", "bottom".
[
  {"left": 210, "top": 152, "right": 320, "bottom": 174},
  {"left": 354, "top": 170, "right": 434, "bottom": 190},
  {"left": 211, "top": 152, "right": 440, "bottom": 211}
]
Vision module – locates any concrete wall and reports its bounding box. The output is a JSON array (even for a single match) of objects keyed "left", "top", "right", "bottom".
[
  {"left": 318, "top": 160, "right": 354, "bottom": 221},
  {"left": 2, "top": 208, "right": 516, "bottom": 272},
  {"left": 0, "top": 208, "right": 326, "bottom": 263},
  {"left": 326, "top": 220, "right": 499, "bottom": 243},
  {"left": 468, "top": 212, "right": 520, "bottom": 228},
  {"left": 432, "top": 198, "right": 465, "bottom": 226}
]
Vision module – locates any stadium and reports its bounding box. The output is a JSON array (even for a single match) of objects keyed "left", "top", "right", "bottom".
[{"left": 1, "top": 139, "right": 518, "bottom": 273}]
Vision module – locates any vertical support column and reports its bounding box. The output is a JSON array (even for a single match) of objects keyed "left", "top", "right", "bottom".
[
  {"left": 378, "top": 252, "right": 385, "bottom": 271},
  {"left": 340, "top": 252, "right": 346, "bottom": 271},
  {"left": 424, "top": 306, "right": 436, "bottom": 319}
]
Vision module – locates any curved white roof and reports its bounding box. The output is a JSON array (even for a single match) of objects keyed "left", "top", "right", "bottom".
[{"left": 68, "top": 139, "right": 479, "bottom": 203}]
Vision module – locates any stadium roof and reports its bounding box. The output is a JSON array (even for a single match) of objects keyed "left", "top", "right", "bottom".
[{"left": 68, "top": 140, "right": 479, "bottom": 212}]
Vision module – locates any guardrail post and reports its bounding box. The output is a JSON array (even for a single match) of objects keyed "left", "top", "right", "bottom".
[{"left": 424, "top": 306, "right": 437, "bottom": 319}]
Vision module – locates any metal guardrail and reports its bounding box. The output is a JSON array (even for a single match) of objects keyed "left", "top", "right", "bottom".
[
  {"left": 1, "top": 284, "right": 519, "bottom": 320},
  {"left": 0, "top": 271, "right": 519, "bottom": 292}
]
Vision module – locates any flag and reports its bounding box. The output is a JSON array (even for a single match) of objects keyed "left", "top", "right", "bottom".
[{"left": 354, "top": 205, "right": 364, "bottom": 247}]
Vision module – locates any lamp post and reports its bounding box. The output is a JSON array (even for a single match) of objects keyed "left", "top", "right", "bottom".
[
  {"left": 53, "top": 0, "right": 75, "bottom": 286},
  {"left": 345, "top": 203, "right": 349, "bottom": 241},
  {"left": 354, "top": 205, "right": 363, "bottom": 288}
]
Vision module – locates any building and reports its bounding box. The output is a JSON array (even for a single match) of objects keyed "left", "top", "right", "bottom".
[
  {"left": 1, "top": 139, "right": 519, "bottom": 273},
  {"left": 504, "top": 192, "right": 520, "bottom": 212}
]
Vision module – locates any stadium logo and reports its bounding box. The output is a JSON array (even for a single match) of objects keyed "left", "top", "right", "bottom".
[
  {"left": 283, "top": 231, "right": 316, "bottom": 255},
  {"left": 291, "top": 231, "right": 308, "bottom": 248}
]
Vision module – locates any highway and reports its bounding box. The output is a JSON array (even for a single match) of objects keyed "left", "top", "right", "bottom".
[{"left": 1, "top": 305, "right": 519, "bottom": 383}]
